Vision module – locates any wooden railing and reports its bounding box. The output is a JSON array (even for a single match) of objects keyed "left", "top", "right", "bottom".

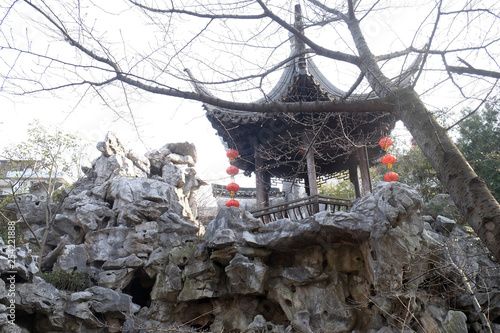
[{"left": 250, "top": 195, "right": 352, "bottom": 224}]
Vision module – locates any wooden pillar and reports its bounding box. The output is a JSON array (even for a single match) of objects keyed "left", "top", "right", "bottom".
[
  {"left": 304, "top": 175, "right": 310, "bottom": 196},
  {"left": 255, "top": 150, "right": 269, "bottom": 209},
  {"left": 356, "top": 146, "right": 372, "bottom": 195},
  {"left": 349, "top": 163, "right": 362, "bottom": 198},
  {"left": 304, "top": 134, "right": 319, "bottom": 213},
  {"left": 306, "top": 147, "right": 319, "bottom": 197}
]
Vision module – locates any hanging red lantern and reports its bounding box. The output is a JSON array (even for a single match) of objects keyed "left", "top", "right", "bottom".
[
  {"left": 226, "top": 182, "right": 240, "bottom": 193},
  {"left": 226, "top": 165, "right": 239, "bottom": 176},
  {"left": 226, "top": 182, "right": 240, "bottom": 197},
  {"left": 226, "top": 149, "right": 240, "bottom": 162},
  {"left": 384, "top": 172, "right": 399, "bottom": 182},
  {"left": 379, "top": 137, "right": 394, "bottom": 151},
  {"left": 381, "top": 154, "right": 397, "bottom": 169},
  {"left": 225, "top": 199, "right": 240, "bottom": 207}
]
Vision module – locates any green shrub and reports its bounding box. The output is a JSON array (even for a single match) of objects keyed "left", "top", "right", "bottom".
[
  {"left": 0, "top": 195, "right": 23, "bottom": 244},
  {"left": 41, "top": 269, "right": 93, "bottom": 292},
  {"left": 319, "top": 180, "right": 356, "bottom": 198}
]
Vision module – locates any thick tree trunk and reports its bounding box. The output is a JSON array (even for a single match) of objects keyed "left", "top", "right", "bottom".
[
  {"left": 394, "top": 88, "right": 500, "bottom": 259},
  {"left": 343, "top": 3, "right": 500, "bottom": 260}
]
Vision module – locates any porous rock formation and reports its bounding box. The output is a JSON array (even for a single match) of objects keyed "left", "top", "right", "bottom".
[{"left": 1, "top": 133, "right": 500, "bottom": 333}]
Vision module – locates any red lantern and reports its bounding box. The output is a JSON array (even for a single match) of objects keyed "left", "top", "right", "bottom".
[
  {"left": 226, "top": 149, "right": 240, "bottom": 162},
  {"left": 226, "top": 182, "right": 240, "bottom": 193},
  {"left": 226, "top": 165, "right": 239, "bottom": 176},
  {"left": 379, "top": 137, "right": 394, "bottom": 151},
  {"left": 384, "top": 172, "right": 399, "bottom": 182},
  {"left": 381, "top": 154, "right": 397, "bottom": 169},
  {"left": 225, "top": 199, "right": 240, "bottom": 207}
]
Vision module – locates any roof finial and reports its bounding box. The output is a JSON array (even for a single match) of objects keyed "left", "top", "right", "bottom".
[{"left": 294, "top": 4, "right": 306, "bottom": 75}]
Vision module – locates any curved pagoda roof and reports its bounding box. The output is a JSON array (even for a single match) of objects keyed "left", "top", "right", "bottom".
[{"left": 188, "top": 5, "right": 396, "bottom": 181}]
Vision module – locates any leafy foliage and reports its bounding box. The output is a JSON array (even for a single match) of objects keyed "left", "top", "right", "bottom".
[
  {"left": 41, "top": 269, "right": 93, "bottom": 292},
  {"left": 2, "top": 120, "right": 84, "bottom": 185},
  {"left": 319, "top": 179, "right": 356, "bottom": 199},
  {"left": 455, "top": 102, "right": 500, "bottom": 202}
]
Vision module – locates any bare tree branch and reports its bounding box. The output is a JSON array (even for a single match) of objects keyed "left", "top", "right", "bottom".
[
  {"left": 129, "top": 0, "right": 267, "bottom": 19},
  {"left": 447, "top": 65, "right": 500, "bottom": 79}
]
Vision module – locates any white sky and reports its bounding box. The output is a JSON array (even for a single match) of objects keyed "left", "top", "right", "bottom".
[
  {"left": 0, "top": 90, "right": 243, "bottom": 187},
  {"left": 1, "top": 0, "right": 497, "bottom": 191}
]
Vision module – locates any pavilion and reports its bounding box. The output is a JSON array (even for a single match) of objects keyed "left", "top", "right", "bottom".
[{"left": 188, "top": 5, "right": 404, "bottom": 220}]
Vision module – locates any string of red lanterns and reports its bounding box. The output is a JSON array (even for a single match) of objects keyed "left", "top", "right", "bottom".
[
  {"left": 225, "top": 149, "right": 240, "bottom": 207},
  {"left": 379, "top": 137, "right": 399, "bottom": 182}
]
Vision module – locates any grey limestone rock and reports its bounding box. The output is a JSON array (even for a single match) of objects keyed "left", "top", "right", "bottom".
[
  {"left": 244, "top": 314, "right": 267, "bottom": 332},
  {"left": 7, "top": 134, "right": 500, "bottom": 333},
  {"left": 89, "top": 286, "right": 140, "bottom": 314},
  {"left": 165, "top": 142, "right": 198, "bottom": 163},
  {"left": 102, "top": 254, "right": 143, "bottom": 270},
  {"left": 96, "top": 267, "right": 135, "bottom": 290},
  {"left": 374, "top": 181, "right": 422, "bottom": 226},
  {"left": 225, "top": 254, "right": 268, "bottom": 295},
  {"left": 442, "top": 310, "right": 468, "bottom": 333},
  {"left": 162, "top": 164, "right": 185, "bottom": 187},
  {"left": 145, "top": 147, "right": 172, "bottom": 175},
  {"left": 435, "top": 214, "right": 457, "bottom": 234},
  {"left": 0, "top": 244, "right": 38, "bottom": 281},
  {"left": 96, "top": 132, "right": 125, "bottom": 157},
  {"left": 53, "top": 244, "right": 87, "bottom": 273},
  {"left": 16, "top": 277, "right": 67, "bottom": 328},
  {"left": 126, "top": 151, "right": 151, "bottom": 173},
  {"left": 106, "top": 176, "right": 184, "bottom": 225},
  {"left": 151, "top": 264, "right": 183, "bottom": 302},
  {"left": 168, "top": 153, "right": 195, "bottom": 166},
  {"left": 93, "top": 153, "right": 138, "bottom": 185}
]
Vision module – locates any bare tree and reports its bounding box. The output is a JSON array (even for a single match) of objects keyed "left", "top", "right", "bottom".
[{"left": 1, "top": 1, "right": 500, "bottom": 258}]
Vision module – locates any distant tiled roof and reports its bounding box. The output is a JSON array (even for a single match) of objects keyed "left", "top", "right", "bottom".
[{"left": 212, "top": 184, "right": 284, "bottom": 198}]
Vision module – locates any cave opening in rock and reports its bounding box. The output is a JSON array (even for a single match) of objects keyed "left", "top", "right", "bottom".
[
  {"left": 14, "top": 309, "right": 36, "bottom": 332},
  {"left": 190, "top": 324, "right": 211, "bottom": 332},
  {"left": 123, "top": 267, "right": 155, "bottom": 307},
  {"left": 256, "top": 297, "right": 289, "bottom": 325}
]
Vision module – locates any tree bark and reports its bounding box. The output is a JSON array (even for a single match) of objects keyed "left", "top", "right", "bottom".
[{"left": 394, "top": 88, "right": 500, "bottom": 259}]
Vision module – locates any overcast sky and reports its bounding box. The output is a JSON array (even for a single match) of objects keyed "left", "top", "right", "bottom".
[
  {"left": 1, "top": 0, "right": 474, "bottom": 190},
  {"left": 0, "top": 87, "right": 243, "bottom": 189}
]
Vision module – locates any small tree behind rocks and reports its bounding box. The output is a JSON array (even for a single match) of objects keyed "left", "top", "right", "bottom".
[{"left": 2, "top": 120, "right": 87, "bottom": 269}]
